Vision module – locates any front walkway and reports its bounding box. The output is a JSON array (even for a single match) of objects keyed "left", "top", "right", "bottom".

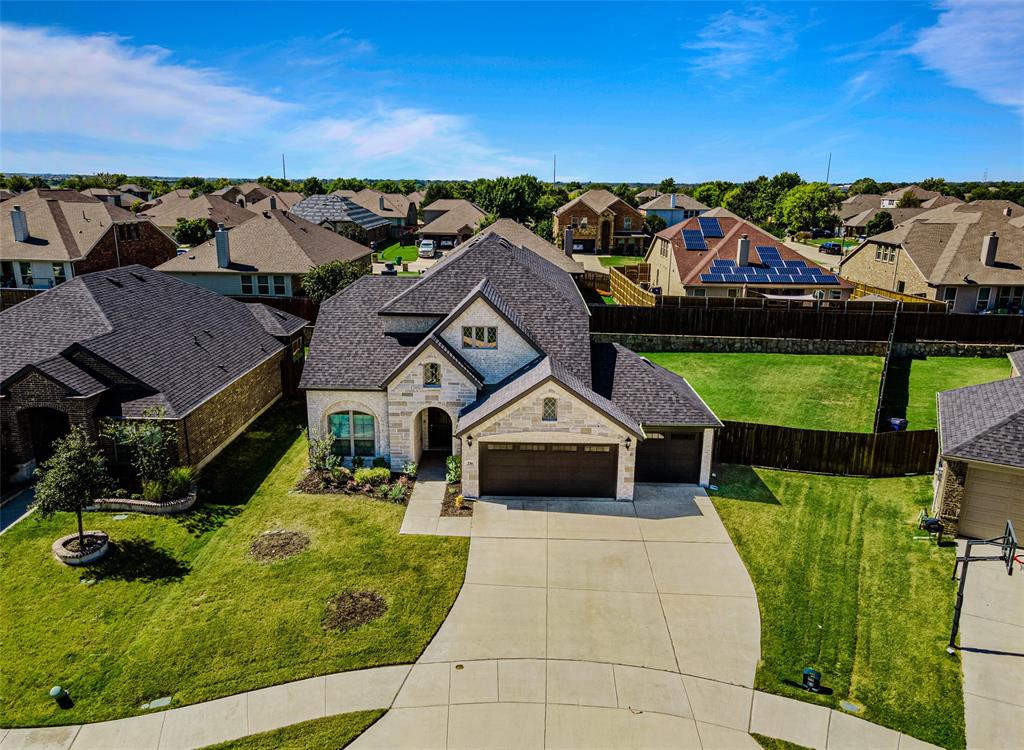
[{"left": 957, "top": 540, "right": 1024, "bottom": 750}]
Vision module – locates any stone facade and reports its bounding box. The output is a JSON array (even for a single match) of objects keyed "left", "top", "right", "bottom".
[
  {"left": 437, "top": 298, "right": 539, "bottom": 382},
  {"left": 73, "top": 221, "right": 178, "bottom": 275},
  {"left": 306, "top": 388, "right": 392, "bottom": 458},
  {"left": 933, "top": 458, "right": 967, "bottom": 535},
  {"left": 554, "top": 198, "right": 644, "bottom": 253},
  {"left": 840, "top": 242, "right": 932, "bottom": 299},
  {"left": 460, "top": 380, "right": 637, "bottom": 501},
  {"left": 177, "top": 351, "right": 285, "bottom": 468}
]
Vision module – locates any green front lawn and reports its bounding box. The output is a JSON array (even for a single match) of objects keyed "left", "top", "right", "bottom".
[
  {"left": 378, "top": 242, "right": 418, "bottom": 264},
  {"left": 644, "top": 352, "right": 882, "bottom": 432},
  {"left": 597, "top": 255, "right": 645, "bottom": 267},
  {"left": 904, "top": 356, "right": 1011, "bottom": 430},
  {"left": 203, "top": 710, "right": 384, "bottom": 750},
  {"left": 0, "top": 401, "right": 469, "bottom": 727},
  {"left": 712, "top": 466, "right": 964, "bottom": 750}
]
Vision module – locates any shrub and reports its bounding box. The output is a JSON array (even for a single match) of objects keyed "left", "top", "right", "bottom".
[
  {"left": 100, "top": 409, "right": 176, "bottom": 485},
  {"left": 454, "top": 494, "right": 464, "bottom": 510},
  {"left": 164, "top": 466, "right": 195, "bottom": 499},
  {"left": 354, "top": 467, "right": 390, "bottom": 487},
  {"left": 141, "top": 480, "right": 165, "bottom": 503},
  {"left": 403, "top": 461, "right": 418, "bottom": 478},
  {"left": 446, "top": 455, "right": 461, "bottom": 484},
  {"left": 329, "top": 465, "right": 352, "bottom": 483},
  {"left": 371, "top": 456, "right": 391, "bottom": 469},
  {"left": 309, "top": 435, "right": 336, "bottom": 473},
  {"left": 351, "top": 456, "right": 365, "bottom": 469},
  {"left": 387, "top": 484, "right": 406, "bottom": 503}
]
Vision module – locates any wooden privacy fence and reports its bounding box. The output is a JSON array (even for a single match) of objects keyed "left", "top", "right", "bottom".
[
  {"left": 609, "top": 266, "right": 655, "bottom": 307},
  {"left": 576, "top": 270, "right": 611, "bottom": 293},
  {"left": 716, "top": 421, "right": 939, "bottom": 477},
  {"left": 0, "top": 287, "right": 42, "bottom": 310}
]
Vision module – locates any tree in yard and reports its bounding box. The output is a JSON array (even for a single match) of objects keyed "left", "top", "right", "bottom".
[
  {"left": 101, "top": 409, "right": 177, "bottom": 486},
  {"left": 32, "top": 426, "right": 112, "bottom": 549},
  {"left": 300, "top": 260, "right": 368, "bottom": 303},
  {"left": 722, "top": 178, "right": 765, "bottom": 219},
  {"left": 691, "top": 181, "right": 733, "bottom": 208},
  {"left": 754, "top": 172, "right": 802, "bottom": 226},
  {"left": 865, "top": 211, "right": 894, "bottom": 236},
  {"left": 476, "top": 212, "right": 499, "bottom": 233},
  {"left": 643, "top": 214, "right": 667, "bottom": 234},
  {"left": 896, "top": 190, "right": 922, "bottom": 208},
  {"left": 172, "top": 217, "right": 212, "bottom": 246},
  {"left": 775, "top": 182, "right": 843, "bottom": 231},
  {"left": 301, "top": 176, "right": 325, "bottom": 197},
  {"left": 656, "top": 178, "right": 677, "bottom": 193},
  {"left": 919, "top": 177, "right": 964, "bottom": 199},
  {"left": 335, "top": 222, "right": 369, "bottom": 246},
  {"left": 326, "top": 177, "right": 367, "bottom": 193},
  {"left": 474, "top": 175, "right": 543, "bottom": 222},
  {"left": 257, "top": 175, "right": 292, "bottom": 192},
  {"left": 848, "top": 177, "right": 881, "bottom": 196},
  {"left": 129, "top": 200, "right": 144, "bottom": 214},
  {"left": 533, "top": 217, "right": 554, "bottom": 241}
]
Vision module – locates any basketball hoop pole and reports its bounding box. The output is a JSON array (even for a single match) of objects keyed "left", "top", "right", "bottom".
[{"left": 947, "top": 522, "right": 1018, "bottom": 653}]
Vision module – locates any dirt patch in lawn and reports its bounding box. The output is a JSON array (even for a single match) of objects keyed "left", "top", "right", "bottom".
[
  {"left": 323, "top": 590, "right": 387, "bottom": 632},
  {"left": 442, "top": 483, "right": 472, "bottom": 517},
  {"left": 249, "top": 530, "right": 310, "bottom": 562}
]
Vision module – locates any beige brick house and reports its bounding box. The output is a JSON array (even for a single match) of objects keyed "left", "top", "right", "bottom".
[
  {"left": 553, "top": 189, "right": 646, "bottom": 254},
  {"left": 302, "top": 231, "right": 720, "bottom": 500},
  {"left": 838, "top": 201, "right": 1024, "bottom": 312}
]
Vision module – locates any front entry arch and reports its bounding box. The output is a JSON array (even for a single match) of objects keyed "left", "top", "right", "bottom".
[
  {"left": 18, "top": 408, "right": 71, "bottom": 464},
  {"left": 412, "top": 406, "right": 454, "bottom": 461}
]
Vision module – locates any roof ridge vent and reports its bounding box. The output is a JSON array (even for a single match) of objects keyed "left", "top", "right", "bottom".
[
  {"left": 105, "top": 277, "right": 123, "bottom": 288},
  {"left": 129, "top": 271, "right": 146, "bottom": 281}
]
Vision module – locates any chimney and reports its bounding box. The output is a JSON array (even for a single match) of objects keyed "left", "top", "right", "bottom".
[
  {"left": 269, "top": 196, "right": 277, "bottom": 210},
  {"left": 215, "top": 223, "right": 230, "bottom": 268},
  {"left": 237, "top": 197, "right": 246, "bottom": 208},
  {"left": 379, "top": 195, "right": 386, "bottom": 211},
  {"left": 564, "top": 227, "right": 574, "bottom": 258},
  {"left": 737, "top": 233, "right": 750, "bottom": 266},
  {"left": 1004, "top": 206, "right": 1013, "bottom": 217},
  {"left": 980, "top": 231, "right": 998, "bottom": 266},
  {"left": 10, "top": 205, "right": 29, "bottom": 242},
  {"left": 670, "top": 194, "right": 676, "bottom": 209}
]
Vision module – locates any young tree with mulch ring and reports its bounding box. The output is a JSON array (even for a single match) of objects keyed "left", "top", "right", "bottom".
[{"left": 33, "top": 426, "right": 112, "bottom": 551}]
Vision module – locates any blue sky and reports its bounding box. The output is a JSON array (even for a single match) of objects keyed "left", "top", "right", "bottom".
[{"left": 2, "top": 1, "right": 1022, "bottom": 182}]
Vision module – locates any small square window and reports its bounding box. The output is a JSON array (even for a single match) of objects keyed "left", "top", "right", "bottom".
[
  {"left": 423, "top": 362, "right": 441, "bottom": 387},
  {"left": 624, "top": 217, "right": 632, "bottom": 230},
  {"left": 273, "top": 275, "right": 286, "bottom": 295},
  {"left": 542, "top": 397, "right": 557, "bottom": 422},
  {"left": 257, "top": 275, "right": 270, "bottom": 295},
  {"left": 240, "top": 275, "right": 254, "bottom": 295},
  {"left": 485, "top": 327, "right": 497, "bottom": 348}
]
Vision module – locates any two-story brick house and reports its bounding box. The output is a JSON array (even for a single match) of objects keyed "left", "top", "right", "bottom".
[
  {"left": 553, "top": 189, "right": 647, "bottom": 254},
  {"left": 302, "top": 231, "right": 721, "bottom": 500},
  {"left": 1, "top": 190, "right": 178, "bottom": 290}
]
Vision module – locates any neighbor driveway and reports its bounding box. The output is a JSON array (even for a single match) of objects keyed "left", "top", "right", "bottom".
[{"left": 354, "top": 484, "right": 764, "bottom": 748}]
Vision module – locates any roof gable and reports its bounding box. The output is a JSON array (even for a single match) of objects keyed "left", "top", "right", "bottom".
[{"left": 939, "top": 376, "right": 1024, "bottom": 469}]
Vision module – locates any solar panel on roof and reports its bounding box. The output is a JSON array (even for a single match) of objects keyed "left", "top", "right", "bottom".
[
  {"left": 682, "top": 229, "right": 707, "bottom": 250},
  {"left": 700, "top": 273, "right": 725, "bottom": 283},
  {"left": 820, "top": 276, "right": 840, "bottom": 285},
  {"left": 766, "top": 260, "right": 786, "bottom": 268},
  {"left": 698, "top": 217, "right": 724, "bottom": 238},
  {"left": 784, "top": 260, "right": 806, "bottom": 268},
  {"left": 724, "top": 274, "right": 747, "bottom": 283},
  {"left": 756, "top": 245, "right": 780, "bottom": 256}
]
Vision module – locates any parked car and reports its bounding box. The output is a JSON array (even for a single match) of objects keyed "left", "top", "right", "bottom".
[
  {"left": 810, "top": 228, "right": 833, "bottom": 239},
  {"left": 417, "top": 240, "right": 436, "bottom": 258},
  {"left": 820, "top": 242, "right": 843, "bottom": 254},
  {"left": 439, "top": 239, "right": 454, "bottom": 249}
]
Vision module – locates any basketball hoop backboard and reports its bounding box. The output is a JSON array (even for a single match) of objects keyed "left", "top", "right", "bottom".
[{"left": 1001, "top": 520, "right": 1018, "bottom": 576}]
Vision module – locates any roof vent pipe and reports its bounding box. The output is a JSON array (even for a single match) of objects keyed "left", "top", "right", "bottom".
[
  {"left": 980, "top": 231, "right": 998, "bottom": 267},
  {"left": 10, "top": 205, "right": 29, "bottom": 242},
  {"left": 269, "top": 196, "right": 277, "bottom": 210},
  {"left": 379, "top": 195, "right": 386, "bottom": 211},
  {"left": 670, "top": 194, "right": 676, "bottom": 209},
  {"left": 737, "top": 233, "right": 750, "bottom": 266},
  {"left": 1004, "top": 206, "right": 1013, "bottom": 217},
  {"left": 215, "top": 223, "right": 230, "bottom": 268}
]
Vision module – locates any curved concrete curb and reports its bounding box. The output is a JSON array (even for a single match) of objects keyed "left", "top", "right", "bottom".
[
  {"left": 86, "top": 486, "right": 197, "bottom": 516},
  {"left": 51, "top": 531, "right": 109, "bottom": 566}
]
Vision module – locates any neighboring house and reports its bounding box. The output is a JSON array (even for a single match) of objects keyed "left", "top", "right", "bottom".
[
  {"left": 1, "top": 190, "right": 177, "bottom": 290},
  {"left": 841, "top": 207, "right": 928, "bottom": 238},
  {"left": 0, "top": 265, "right": 306, "bottom": 481},
  {"left": 418, "top": 199, "right": 487, "bottom": 249},
  {"left": 407, "top": 190, "right": 426, "bottom": 206},
  {"left": 932, "top": 351, "right": 1024, "bottom": 538},
  {"left": 838, "top": 201, "right": 1024, "bottom": 312},
  {"left": 157, "top": 208, "right": 372, "bottom": 298},
  {"left": 349, "top": 189, "right": 418, "bottom": 231},
  {"left": 118, "top": 183, "right": 151, "bottom": 202},
  {"left": 635, "top": 188, "right": 661, "bottom": 202},
  {"left": 644, "top": 208, "right": 850, "bottom": 299},
  {"left": 486, "top": 218, "right": 584, "bottom": 275},
  {"left": 290, "top": 194, "right": 390, "bottom": 247},
  {"left": 248, "top": 192, "right": 304, "bottom": 213},
  {"left": 880, "top": 184, "right": 942, "bottom": 208},
  {"left": 553, "top": 189, "right": 646, "bottom": 254},
  {"left": 302, "top": 231, "right": 721, "bottom": 500},
  {"left": 838, "top": 191, "right": 963, "bottom": 237},
  {"left": 81, "top": 188, "right": 137, "bottom": 208},
  {"left": 638, "top": 193, "right": 709, "bottom": 227},
  {"left": 212, "top": 182, "right": 275, "bottom": 208},
  {"left": 0, "top": 189, "right": 16, "bottom": 202},
  {"left": 140, "top": 192, "right": 256, "bottom": 234}
]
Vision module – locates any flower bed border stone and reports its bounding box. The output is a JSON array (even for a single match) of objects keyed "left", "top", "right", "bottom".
[
  {"left": 52, "top": 531, "right": 109, "bottom": 565},
  {"left": 86, "top": 485, "right": 198, "bottom": 516}
]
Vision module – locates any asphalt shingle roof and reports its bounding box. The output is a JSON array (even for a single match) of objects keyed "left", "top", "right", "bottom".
[
  {"left": 140, "top": 192, "right": 255, "bottom": 229},
  {"left": 639, "top": 193, "right": 709, "bottom": 212},
  {"left": 486, "top": 219, "right": 583, "bottom": 273},
  {"left": 419, "top": 200, "right": 486, "bottom": 236},
  {"left": 244, "top": 303, "right": 308, "bottom": 337},
  {"left": 938, "top": 376, "right": 1024, "bottom": 469},
  {"left": 290, "top": 194, "right": 390, "bottom": 231},
  {"left": 0, "top": 265, "right": 299, "bottom": 418}
]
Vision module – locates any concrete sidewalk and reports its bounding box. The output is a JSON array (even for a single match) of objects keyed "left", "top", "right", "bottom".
[{"left": 957, "top": 540, "right": 1024, "bottom": 750}]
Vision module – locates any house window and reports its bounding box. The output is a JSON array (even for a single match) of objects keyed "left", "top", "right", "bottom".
[
  {"left": 116, "top": 223, "right": 140, "bottom": 242},
  {"left": 728, "top": 288, "right": 738, "bottom": 298},
  {"left": 584, "top": 445, "right": 611, "bottom": 452},
  {"left": 624, "top": 217, "right": 632, "bottom": 230},
  {"left": 660, "top": 242, "right": 668, "bottom": 257},
  {"left": 976, "top": 287, "right": 991, "bottom": 311},
  {"left": 690, "top": 287, "right": 706, "bottom": 297},
  {"left": 571, "top": 216, "right": 579, "bottom": 228},
  {"left": 18, "top": 262, "right": 34, "bottom": 288},
  {"left": 423, "top": 362, "right": 441, "bottom": 387},
  {"left": 462, "top": 325, "right": 498, "bottom": 349},
  {"left": 328, "top": 411, "right": 375, "bottom": 458},
  {"left": 896, "top": 280, "right": 906, "bottom": 293},
  {"left": 257, "top": 276, "right": 270, "bottom": 295},
  {"left": 542, "top": 397, "right": 557, "bottom": 422},
  {"left": 943, "top": 287, "right": 957, "bottom": 304},
  {"left": 51, "top": 264, "right": 67, "bottom": 285},
  {"left": 875, "top": 246, "right": 883, "bottom": 261},
  {"left": 829, "top": 290, "right": 842, "bottom": 300},
  {"left": 273, "top": 275, "right": 286, "bottom": 296},
  {"left": 240, "top": 275, "right": 253, "bottom": 294},
  {"left": 580, "top": 217, "right": 588, "bottom": 229}
]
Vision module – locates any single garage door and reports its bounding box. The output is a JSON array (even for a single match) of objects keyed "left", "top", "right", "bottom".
[
  {"left": 635, "top": 431, "right": 702, "bottom": 483},
  {"left": 960, "top": 466, "right": 1024, "bottom": 539},
  {"left": 479, "top": 442, "right": 618, "bottom": 497}
]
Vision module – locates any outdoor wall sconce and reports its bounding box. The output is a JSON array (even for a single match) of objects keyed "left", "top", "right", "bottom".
[
  {"left": 624, "top": 437, "right": 632, "bottom": 451},
  {"left": 466, "top": 435, "right": 473, "bottom": 447}
]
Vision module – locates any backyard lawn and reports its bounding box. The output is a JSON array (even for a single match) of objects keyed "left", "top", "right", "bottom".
[
  {"left": 598, "top": 255, "right": 644, "bottom": 267},
  {"left": 903, "top": 356, "right": 1012, "bottom": 430},
  {"left": 0, "top": 400, "right": 469, "bottom": 727},
  {"left": 203, "top": 711, "right": 384, "bottom": 750},
  {"left": 378, "top": 242, "right": 418, "bottom": 263},
  {"left": 644, "top": 352, "right": 883, "bottom": 432},
  {"left": 711, "top": 466, "right": 964, "bottom": 750}
]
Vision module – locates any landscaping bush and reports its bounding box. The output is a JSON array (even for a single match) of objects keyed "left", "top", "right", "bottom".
[
  {"left": 309, "top": 435, "right": 337, "bottom": 473},
  {"left": 164, "top": 466, "right": 196, "bottom": 498},
  {"left": 403, "top": 461, "right": 418, "bottom": 478},
  {"left": 351, "top": 456, "right": 365, "bottom": 469},
  {"left": 371, "top": 457, "right": 391, "bottom": 469},
  {"left": 141, "top": 480, "right": 165, "bottom": 503},
  {"left": 354, "top": 467, "right": 390, "bottom": 487},
  {"left": 386, "top": 484, "right": 407, "bottom": 504},
  {"left": 445, "top": 455, "right": 461, "bottom": 484}
]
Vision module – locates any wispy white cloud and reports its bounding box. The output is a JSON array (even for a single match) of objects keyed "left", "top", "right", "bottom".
[
  {"left": 0, "top": 24, "right": 290, "bottom": 150},
  {"left": 685, "top": 6, "right": 796, "bottom": 79},
  {"left": 911, "top": 0, "right": 1024, "bottom": 119}
]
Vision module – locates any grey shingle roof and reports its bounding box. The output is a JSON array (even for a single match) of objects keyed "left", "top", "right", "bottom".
[
  {"left": 1009, "top": 349, "right": 1024, "bottom": 377},
  {"left": 418, "top": 200, "right": 486, "bottom": 236},
  {"left": 139, "top": 192, "right": 255, "bottom": 229},
  {"left": 639, "top": 193, "right": 709, "bottom": 212},
  {"left": 591, "top": 343, "right": 721, "bottom": 428},
  {"left": 938, "top": 376, "right": 1024, "bottom": 469},
  {"left": 290, "top": 194, "right": 390, "bottom": 231},
  {"left": 486, "top": 218, "right": 583, "bottom": 274},
  {"left": 0, "top": 265, "right": 300, "bottom": 418},
  {"left": 244, "top": 303, "right": 308, "bottom": 337}
]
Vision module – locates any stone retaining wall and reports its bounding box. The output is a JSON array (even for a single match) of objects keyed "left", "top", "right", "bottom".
[{"left": 87, "top": 485, "right": 197, "bottom": 515}]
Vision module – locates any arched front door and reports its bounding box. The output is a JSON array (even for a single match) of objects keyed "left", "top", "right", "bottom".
[
  {"left": 426, "top": 408, "right": 453, "bottom": 453},
  {"left": 19, "top": 408, "right": 71, "bottom": 464},
  {"left": 600, "top": 220, "right": 612, "bottom": 252}
]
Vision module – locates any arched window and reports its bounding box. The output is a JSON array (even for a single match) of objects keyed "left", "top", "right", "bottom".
[{"left": 328, "top": 411, "right": 375, "bottom": 457}]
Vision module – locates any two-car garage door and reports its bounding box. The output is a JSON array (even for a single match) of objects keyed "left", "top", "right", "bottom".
[
  {"left": 479, "top": 442, "right": 618, "bottom": 498},
  {"left": 960, "top": 466, "right": 1024, "bottom": 539}
]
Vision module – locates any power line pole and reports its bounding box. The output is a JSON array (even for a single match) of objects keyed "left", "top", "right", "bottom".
[
  {"left": 282, "top": 154, "right": 287, "bottom": 181},
  {"left": 825, "top": 152, "right": 832, "bottom": 184},
  {"left": 553, "top": 154, "right": 557, "bottom": 184}
]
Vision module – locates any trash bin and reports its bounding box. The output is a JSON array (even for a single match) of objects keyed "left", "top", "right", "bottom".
[
  {"left": 801, "top": 668, "right": 821, "bottom": 693},
  {"left": 888, "top": 417, "right": 908, "bottom": 431}
]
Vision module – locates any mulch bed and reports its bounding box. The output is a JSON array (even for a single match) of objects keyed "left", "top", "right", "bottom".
[
  {"left": 64, "top": 535, "right": 106, "bottom": 554},
  {"left": 249, "top": 530, "right": 310, "bottom": 562},
  {"left": 322, "top": 590, "right": 387, "bottom": 632},
  {"left": 296, "top": 470, "right": 413, "bottom": 505},
  {"left": 442, "top": 482, "right": 473, "bottom": 517}
]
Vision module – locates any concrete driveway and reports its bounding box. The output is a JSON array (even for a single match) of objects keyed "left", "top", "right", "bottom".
[{"left": 353, "top": 484, "right": 763, "bottom": 749}]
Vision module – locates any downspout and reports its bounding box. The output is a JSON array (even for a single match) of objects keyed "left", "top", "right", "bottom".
[
  {"left": 182, "top": 416, "right": 192, "bottom": 465},
  {"left": 112, "top": 225, "right": 122, "bottom": 268}
]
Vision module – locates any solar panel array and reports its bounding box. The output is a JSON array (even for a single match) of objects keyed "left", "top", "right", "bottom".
[
  {"left": 682, "top": 229, "right": 707, "bottom": 250},
  {"left": 697, "top": 217, "right": 724, "bottom": 237},
  {"left": 700, "top": 245, "right": 840, "bottom": 286}
]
